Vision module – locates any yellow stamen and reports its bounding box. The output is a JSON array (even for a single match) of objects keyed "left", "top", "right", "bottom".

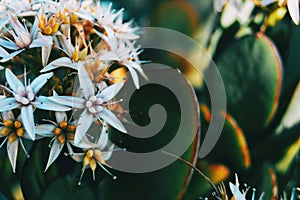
[
  {"left": 67, "top": 133, "right": 74, "bottom": 141},
  {"left": 70, "top": 13, "right": 78, "bottom": 24},
  {"left": 8, "top": 132, "right": 17, "bottom": 143},
  {"left": 53, "top": 127, "right": 63, "bottom": 136},
  {"left": 67, "top": 124, "right": 76, "bottom": 132},
  {"left": 14, "top": 121, "right": 22, "bottom": 129},
  {"left": 86, "top": 150, "right": 93, "bottom": 158},
  {"left": 59, "top": 121, "right": 68, "bottom": 129},
  {"left": 57, "top": 134, "right": 66, "bottom": 144},
  {"left": 0, "top": 127, "right": 11, "bottom": 136},
  {"left": 52, "top": 23, "right": 60, "bottom": 34},
  {"left": 49, "top": 16, "right": 56, "bottom": 26},
  {"left": 90, "top": 158, "right": 97, "bottom": 171},
  {"left": 3, "top": 120, "right": 14, "bottom": 128},
  {"left": 44, "top": 26, "right": 53, "bottom": 35},
  {"left": 16, "top": 128, "right": 24, "bottom": 137}
]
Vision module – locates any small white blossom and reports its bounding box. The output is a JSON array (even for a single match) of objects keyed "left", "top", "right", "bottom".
[
  {"left": 35, "top": 111, "right": 76, "bottom": 171},
  {"left": 49, "top": 64, "right": 126, "bottom": 144},
  {"left": 0, "top": 111, "right": 30, "bottom": 172},
  {"left": 0, "top": 68, "right": 70, "bottom": 140},
  {"left": 0, "top": 12, "right": 52, "bottom": 63}
]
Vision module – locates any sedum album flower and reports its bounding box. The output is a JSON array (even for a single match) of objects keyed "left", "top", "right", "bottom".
[
  {"left": 68, "top": 132, "right": 116, "bottom": 185},
  {"left": 0, "top": 111, "right": 30, "bottom": 173},
  {"left": 49, "top": 64, "right": 127, "bottom": 145},
  {"left": 0, "top": 69, "right": 70, "bottom": 140},
  {"left": 0, "top": 12, "right": 52, "bottom": 63},
  {"left": 41, "top": 23, "right": 93, "bottom": 72},
  {"left": 96, "top": 28, "right": 146, "bottom": 89},
  {"left": 35, "top": 111, "right": 76, "bottom": 171}
]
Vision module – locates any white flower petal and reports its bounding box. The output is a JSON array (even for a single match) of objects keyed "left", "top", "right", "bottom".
[
  {"left": 97, "top": 82, "right": 124, "bottom": 102},
  {"left": 48, "top": 96, "right": 85, "bottom": 109},
  {"left": 5, "top": 69, "right": 25, "bottom": 93},
  {"left": 45, "top": 139, "right": 64, "bottom": 171},
  {"left": 97, "top": 122, "right": 109, "bottom": 150},
  {"left": 287, "top": 0, "right": 300, "bottom": 25},
  {"left": 30, "top": 72, "right": 53, "bottom": 94},
  {"left": 0, "top": 98, "right": 18, "bottom": 112},
  {"left": 2, "top": 111, "right": 15, "bottom": 121},
  {"left": 229, "top": 182, "right": 246, "bottom": 200},
  {"left": 0, "top": 38, "right": 19, "bottom": 50},
  {"left": 78, "top": 63, "right": 94, "bottom": 99},
  {"left": 0, "top": 46, "right": 9, "bottom": 58},
  {"left": 0, "top": 49, "right": 25, "bottom": 63},
  {"left": 29, "top": 37, "right": 52, "bottom": 48},
  {"left": 100, "top": 51, "right": 120, "bottom": 61},
  {"left": 127, "top": 66, "right": 140, "bottom": 89},
  {"left": 35, "top": 124, "right": 56, "bottom": 137},
  {"left": 42, "top": 45, "right": 52, "bottom": 67},
  {"left": 7, "top": 139, "right": 19, "bottom": 173},
  {"left": 102, "top": 144, "right": 115, "bottom": 161},
  {"left": 21, "top": 105, "right": 35, "bottom": 140},
  {"left": 41, "top": 57, "right": 74, "bottom": 72},
  {"left": 55, "top": 112, "right": 67, "bottom": 123},
  {"left": 129, "top": 61, "right": 148, "bottom": 80},
  {"left": 0, "top": 15, "right": 9, "bottom": 30},
  {"left": 67, "top": 142, "right": 83, "bottom": 162},
  {"left": 33, "top": 96, "right": 71, "bottom": 111},
  {"left": 98, "top": 107, "right": 127, "bottom": 133},
  {"left": 259, "top": 0, "right": 277, "bottom": 6},
  {"left": 74, "top": 110, "right": 93, "bottom": 145}
]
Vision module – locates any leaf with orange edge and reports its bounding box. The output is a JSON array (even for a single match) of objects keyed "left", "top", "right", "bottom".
[{"left": 206, "top": 111, "right": 251, "bottom": 170}]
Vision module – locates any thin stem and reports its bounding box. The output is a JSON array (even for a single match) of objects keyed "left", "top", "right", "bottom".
[{"left": 161, "top": 150, "right": 221, "bottom": 198}]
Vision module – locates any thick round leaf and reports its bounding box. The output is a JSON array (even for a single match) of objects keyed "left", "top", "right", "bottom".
[
  {"left": 99, "top": 66, "right": 200, "bottom": 199},
  {"left": 206, "top": 111, "right": 251, "bottom": 170},
  {"left": 214, "top": 34, "right": 283, "bottom": 135}
]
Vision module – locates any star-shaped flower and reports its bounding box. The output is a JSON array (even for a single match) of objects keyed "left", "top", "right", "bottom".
[
  {"left": 0, "top": 111, "right": 30, "bottom": 172},
  {"left": 68, "top": 133, "right": 116, "bottom": 185},
  {"left": 0, "top": 12, "right": 52, "bottom": 63},
  {"left": 95, "top": 28, "right": 147, "bottom": 89},
  {"left": 49, "top": 64, "right": 127, "bottom": 144},
  {"left": 35, "top": 111, "right": 76, "bottom": 171},
  {"left": 0, "top": 68, "right": 70, "bottom": 140}
]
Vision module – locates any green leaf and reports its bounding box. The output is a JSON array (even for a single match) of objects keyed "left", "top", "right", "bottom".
[
  {"left": 21, "top": 139, "right": 60, "bottom": 199},
  {"left": 206, "top": 112, "right": 251, "bottom": 170},
  {"left": 40, "top": 176, "right": 96, "bottom": 200},
  {"left": 99, "top": 66, "right": 200, "bottom": 200},
  {"left": 214, "top": 33, "right": 283, "bottom": 135},
  {"left": 150, "top": 1, "right": 198, "bottom": 36}
]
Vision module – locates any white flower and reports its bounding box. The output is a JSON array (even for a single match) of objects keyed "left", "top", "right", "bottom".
[
  {"left": 96, "top": 28, "right": 146, "bottom": 89},
  {"left": 49, "top": 64, "right": 127, "bottom": 144},
  {"left": 0, "top": 68, "right": 70, "bottom": 140},
  {"left": 76, "top": 1, "right": 139, "bottom": 41},
  {"left": 215, "top": 0, "right": 255, "bottom": 28},
  {"left": 0, "top": 111, "right": 30, "bottom": 172},
  {"left": 41, "top": 23, "right": 91, "bottom": 71},
  {"left": 35, "top": 111, "right": 76, "bottom": 171},
  {"left": 68, "top": 133, "right": 116, "bottom": 185},
  {"left": 0, "top": 12, "right": 52, "bottom": 63},
  {"left": 259, "top": 0, "right": 299, "bottom": 25}
]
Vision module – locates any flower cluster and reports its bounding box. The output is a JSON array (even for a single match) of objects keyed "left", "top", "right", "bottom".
[{"left": 0, "top": 0, "right": 144, "bottom": 181}]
